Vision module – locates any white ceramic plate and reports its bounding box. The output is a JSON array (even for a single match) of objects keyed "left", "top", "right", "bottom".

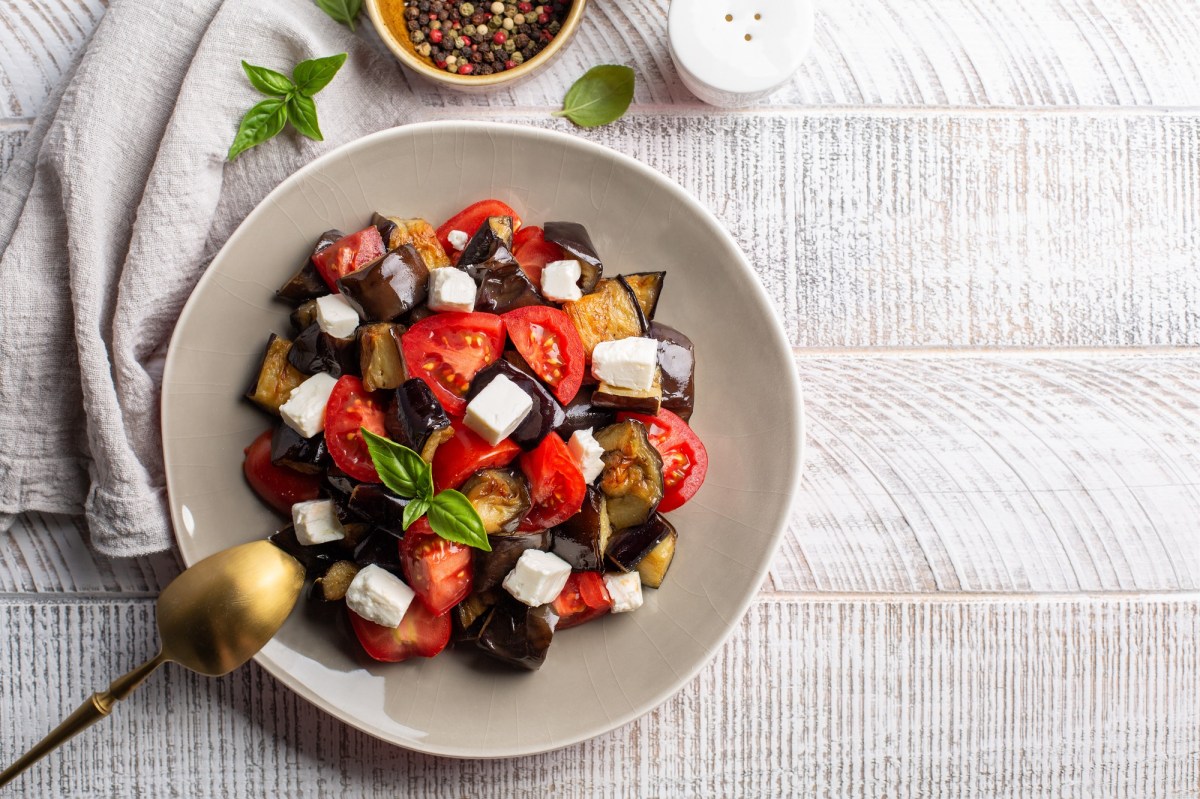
[{"left": 162, "top": 121, "right": 803, "bottom": 757}]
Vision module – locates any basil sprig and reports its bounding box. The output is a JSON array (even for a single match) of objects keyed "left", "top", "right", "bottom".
[
  {"left": 227, "top": 54, "right": 347, "bottom": 161},
  {"left": 315, "top": 0, "right": 362, "bottom": 31},
  {"left": 362, "top": 428, "right": 491, "bottom": 552},
  {"left": 552, "top": 65, "right": 635, "bottom": 128}
]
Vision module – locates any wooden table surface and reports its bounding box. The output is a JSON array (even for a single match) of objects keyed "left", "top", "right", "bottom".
[{"left": 3, "top": 0, "right": 1199, "bottom": 796}]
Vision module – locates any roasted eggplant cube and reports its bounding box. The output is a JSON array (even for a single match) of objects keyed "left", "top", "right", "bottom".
[
  {"left": 277, "top": 229, "right": 341, "bottom": 303},
  {"left": 636, "top": 524, "right": 678, "bottom": 588},
  {"left": 461, "top": 469, "right": 532, "bottom": 534},
  {"left": 592, "top": 370, "right": 663, "bottom": 415},
  {"left": 358, "top": 323, "right": 407, "bottom": 392},
  {"left": 320, "top": 467, "right": 358, "bottom": 507},
  {"left": 352, "top": 528, "right": 404, "bottom": 573},
  {"left": 562, "top": 278, "right": 646, "bottom": 358},
  {"left": 476, "top": 595, "right": 559, "bottom": 671},
  {"left": 269, "top": 526, "right": 342, "bottom": 576},
  {"left": 556, "top": 388, "right": 617, "bottom": 438},
  {"left": 544, "top": 221, "right": 603, "bottom": 293},
  {"left": 289, "top": 299, "right": 320, "bottom": 334},
  {"left": 606, "top": 514, "right": 676, "bottom": 573},
  {"left": 467, "top": 360, "right": 566, "bottom": 449},
  {"left": 595, "top": 419, "right": 664, "bottom": 530},
  {"left": 550, "top": 487, "right": 611, "bottom": 571},
  {"left": 475, "top": 264, "right": 549, "bottom": 313},
  {"left": 246, "top": 334, "right": 307, "bottom": 414},
  {"left": 649, "top": 322, "right": 695, "bottom": 421},
  {"left": 372, "top": 214, "right": 451, "bottom": 269},
  {"left": 345, "top": 483, "right": 410, "bottom": 532},
  {"left": 385, "top": 379, "right": 454, "bottom": 462},
  {"left": 270, "top": 425, "right": 329, "bottom": 474},
  {"left": 619, "top": 272, "right": 666, "bottom": 321},
  {"left": 336, "top": 245, "right": 429, "bottom": 322},
  {"left": 287, "top": 323, "right": 359, "bottom": 378},
  {"left": 458, "top": 215, "right": 515, "bottom": 266},
  {"left": 453, "top": 590, "right": 500, "bottom": 643},
  {"left": 313, "top": 560, "right": 359, "bottom": 601},
  {"left": 474, "top": 531, "right": 551, "bottom": 592}
]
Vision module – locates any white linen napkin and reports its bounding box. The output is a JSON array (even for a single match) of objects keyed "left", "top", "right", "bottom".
[{"left": 0, "top": 0, "right": 425, "bottom": 556}]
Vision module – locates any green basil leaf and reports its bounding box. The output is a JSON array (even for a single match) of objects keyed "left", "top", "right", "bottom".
[
  {"left": 552, "top": 64, "right": 635, "bottom": 128},
  {"left": 427, "top": 490, "right": 490, "bottom": 551},
  {"left": 242, "top": 61, "right": 295, "bottom": 96},
  {"left": 293, "top": 52, "right": 349, "bottom": 96},
  {"left": 287, "top": 94, "right": 323, "bottom": 141},
  {"left": 361, "top": 428, "right": 433, "bottom": 500},
  {"left": 402, "top": 496, "right": 430, "bottom": 530},
  {"left": 314, "top": 0, "right": 361, "bottom": 31},
  {"left": 227, "top": 97, "right": 288, "bottom": 161}
]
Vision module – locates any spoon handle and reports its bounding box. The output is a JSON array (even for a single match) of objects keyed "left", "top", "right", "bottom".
[{"left": 0, "top": 652, "right": 167, "bottom": 789}]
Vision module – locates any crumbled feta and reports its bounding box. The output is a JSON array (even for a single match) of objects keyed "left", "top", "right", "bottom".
[
  {"left": 604, "top": 572, "right": 644, "bottom": 613},
  {"left": 540, "top": 259, "right": 583, "bottom": 302},
  {"left": 502, "top": 549, "right": 573, "bottom": 607},
  {"left": 567, "top": 428, "right": 605, "bottom": 483},
  {"left": 591, "top": 337, "right": 658, "bottom": 391},
  {"left": 464, "top": 374, "right": 533, "bottom": 445},
  {"left": 315, "top": 293, "right": 360, "bottom": 339},
  {"left": 427, "top": 267, "right": 476, "bottom": 313},
  {"left": 279, "top": 372, "right": 338, "bottom": 438},
  {"left": 447, "top": 229, "right": 470, "bottom": 251},
  {"left": 345, "top": 564, "right": 416, "bottom": 628},
  {"left": 291, "top": 499, "right": 345, "bottom": 545}
]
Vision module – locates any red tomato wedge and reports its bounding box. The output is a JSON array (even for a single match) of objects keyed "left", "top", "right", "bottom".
[
  {"left": 502, "top": 306, "right": 586, "bottom": 404},
  {"left": 518, "top": 433, "right": 586, "bottom": 530},
  {"left": 400, "top": 519, "right": 474, "bottom": 616},
  {"left": 436, "top": 199, "right": 522, "bottom": 263},
  {"left": 348, "top": 600, "right": 452, "bottom": 663},
  {"left": 401, "top": 312, "right": 507, "bottom": 415},
  {"left": 432, "top": 420, "right": 522, "bottom": 491},
  {"left": 243, "top": 428, "right": 321, "bottom": 514},
  {"left": 552, "top": 572, "right": 612, "bottom": 630},
  {"left": 324, "top": 376, "right": 387, "bottom": 482},
  {"left": 310, "top": 226, "right": 386, "bottom": 292},
  {"left": 511, "top": 226, "right": 564, "bottom": 286},
  {"left": 618, "top": 409, "right": 708, "bottom": 512}
]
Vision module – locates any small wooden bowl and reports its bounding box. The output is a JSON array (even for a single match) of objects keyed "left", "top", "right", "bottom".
[{"left": 365, "top": 0, "right": 589, "bottom": 91}]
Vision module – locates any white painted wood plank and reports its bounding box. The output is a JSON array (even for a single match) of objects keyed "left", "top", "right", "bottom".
[{"left": 2, "top": 596, "right": 1195, "bottom": 798}]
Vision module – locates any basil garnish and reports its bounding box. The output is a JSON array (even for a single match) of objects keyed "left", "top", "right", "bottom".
[
  {"left": 315, "top": 0, "right": 362, "bottom": 31},
  {"left": 552, "top": 65, "right": 635, "bottom": 128},
  {"left": 227, "top": 54, "right": 347, "bottom": 161}
]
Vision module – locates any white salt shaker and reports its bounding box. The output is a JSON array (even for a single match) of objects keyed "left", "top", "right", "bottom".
[{"left": 667, "top": 0, "right": 814, "bottom": 107}]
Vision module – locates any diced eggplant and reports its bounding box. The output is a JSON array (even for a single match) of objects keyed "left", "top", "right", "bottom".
[
  {"left": 358, "top": 323, "right": 407, "bottom": 392},
  {"left": 636, "top": 524, "right": 678, "bottom": 588},
  {"left": 474, "top": 264, "right": 549, "bottom": 313},
  {"left": 320, "top": 467, "right": 358, "bottom": 507},
  {"left": 550, "top": 487, "right": 611, "bottom": 571},
  {"left": 475, "top": 595, "right": 559, "bottom": 671},
  {"left": 336, "top": 245, "right": 429, "bottom": 322},
  {"left": 649, "top": 322, "right": 695, "bottom": 421},
  {"left": 474, "top": 531, "right": 551, "bottom": 592},
  {"left": 269, "top": 425, "right": 329, "bottom": 474},
  {"left": 290, "top": 299, "right": 320, "bottom": 333},
  {"left": 594, "top": 420, "right": 664, "bottom": 530},
  {"left": 458, "top": 216, "right": 515, "bottom": 267},
  {"left": 467, "top": 360, "right": 565, "bottom": 450},
  {"left": 269, "top": 526, "right": 342, "bottom": 576},
  {"left": 453, "top": 590, "right": 500, "bottom": 643},
  {"left": 405, "top": 304, "right": 437, "bottom": 325},
  {"left": 313, "top": 560, "right": 359, "bottom": 601},
  {"left": 371, "top": 214, "right": 452, "bottom": 269},
  {"left": 353, "top": 528, "right": 404, "bottom": 573},
  {"left": 277, "top": 229, "right": 341, "bottom": 303},
  {"left": 503, "top": 348, "right": 539, "bottom": 378},
  {"left": 461, "top": 469, "right": 531, "bottom": 534},
  {"left": 385, "top": 379, "right": 454, "bottom": 462},
  {"left": 246, "top": 334, "right": 307, "bottom": 414},
  {"left": 607, "top": 514, "right": 676, "bottom": 573},
  {"left": 288, "top": 323, "right": 359, "bottom": 377},
  {"left": 592, "top": 370, "right": 663, "bottom": 415},
  {"left": 556, "top": 388, "right": 617, "bottom": 438},
  {"left": 562, "top": 278, "right": 646, "bottom": 358},
  {"left": 345, "top": 483, "right": 409, "bottom": 532},
  {"left": 544, "top": 221, "right": 603, "bottom": 293},
  {"left": 618, "top": 272, "right": 666, "bottom": 320}
]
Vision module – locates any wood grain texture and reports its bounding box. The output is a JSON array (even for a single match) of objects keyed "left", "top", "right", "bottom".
[{"left": 2, "top": 596, "right": 1196, "bottom": 798}]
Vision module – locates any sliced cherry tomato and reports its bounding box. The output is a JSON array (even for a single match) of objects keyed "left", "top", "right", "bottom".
[
  {"left": 310, "top": 226, "right": 386, "bottom": 292},
  {"left": 512, "top": 224, "right": 543, "bottom": 252},
  {"left": 518, "top": 433, "right": 586, "bottom": 530},
  {"left": 325, "top": 376, "right": 387, "bottom": 482},
  {"left": 400, "top": 519, "right": 474, "bottom": 615},
  {"left": 436, "top": 199, "right": 523, "bottom": 263},
  {"left": 552, "top": 572, "right": 612, "bottom": 630},
  {"left": 432, "top": 420, "right": 521, "bottom": 491},
  {"left": 511, "top": 226, "right": 565, "bottom": 286},
  {"left": 243, "top": 428, "right": 321, "bottom": 514},
  {"left": 401, "top": 312, "right": 507, "bottom": 415},
  {"left": 348, "top": 600, "right": 452, "bottom": 662},
  {"left": 502, "top": 306, "right": 585, "bottom": 404},
  {"left": 618, "top": 409, "right": 708, "bottom": 512}
]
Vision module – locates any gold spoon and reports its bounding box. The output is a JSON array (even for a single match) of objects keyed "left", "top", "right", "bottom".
[{"left": 0, "top": 540, "right": 304, "bottom": 789}]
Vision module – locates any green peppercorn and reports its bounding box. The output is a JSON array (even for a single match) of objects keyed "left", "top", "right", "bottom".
[
  {"left": 417, "top": 42, "right": 433, "bottom": 56},
  {"left": 511, "top": 51, "right": 524, "bottom": 64},
  {"left": 411, "top": 29, "right": 426, "bottom": 42},
  {"left": 503, "top": 39, "right": 516, "bottom": 52},
  {"left": 459, "top": 2, "right": 474, "bottom": 15},
  {"left": 462, "top": 23, "right": 475, "bottom": 34}
]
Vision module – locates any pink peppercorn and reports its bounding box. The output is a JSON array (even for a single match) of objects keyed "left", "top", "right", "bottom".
[
  {"left": 505, "top": 59, "right": 516, "bottom": 69},
  {"left": 493, "top": 31, "right": 507, "bottom": 44},
  {"left": 518, "top": 1, "right": 532, "bottom": 11},
  {"left": 537, "top": 12, "right": 549, "bottom": 24},
  {"left": 459, "top": 64, "right": 474, "bottom": 74},
  {"left": 429, "top": 28, "right": 443, "bottom": 43}
]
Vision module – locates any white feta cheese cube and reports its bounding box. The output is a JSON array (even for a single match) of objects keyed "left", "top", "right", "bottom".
[
  {"left": 315, "top": 293, "right": 360, "bottom": 339},
  {"left": 345, "top": 564, "right": 416, "bottom": 628},
  {"left": 291, "top": 499, "right": 345, "bottom": 545},
  {"left": 603, "top": 571, "right": 644, "bottom": 613},
  {"left": 590, "top": 337, "right": 658, "bottom": 391},
  {"left": 464, "top": 374, "right": 533, "bottom": 445},
  {"left": 447, "top": 229, "right": 470, "bottom": 251},
  {"left": 279, "top": 372, "right": 338, "bottom": 438},
  {"left": 502, "top": 549, "right": 573, "bottom": 607},
  {"left": 427, "top": 267, "right": 476, "bottom": 313},
  {"left": 567, "top": 428, "right": 605, "bottom": 483},
  {"left": 540, "top": 259, "right": 583, "bottom": 302}
]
